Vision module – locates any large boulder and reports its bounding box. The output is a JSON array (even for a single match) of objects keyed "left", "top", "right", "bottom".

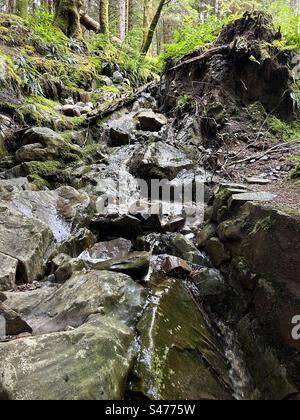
[
  {"left": 6, "top": 186, "right": 91, "bottom": 243},
  {"left": 202, "top": 189, "right": 300, "bottom": 395},
  {"left": 0, "top": 204, "right": 54, "bottom": 286},
  {"left": 15, "top": 127, "right": 79, "bottom": 163},
  {"left": 129, "top": 278, "right": 233, "bottom": 400},
  {"left": 0, "top": 315, "right": 137, "bottom": 400},
  {"left": 5, "top": 270, "right": 145, "bottom": 335},
  {"left": 0, "top": 270, "right": 146, "bottom": 400},
  {"left": 128, "top": 142, "right": 193, "bottom": 181}
]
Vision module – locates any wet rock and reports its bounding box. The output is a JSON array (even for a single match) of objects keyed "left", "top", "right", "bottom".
[
  {"left": 0, "top": 315, "right": 138, "bottom": 400},
  {"left": 161, "top": 255, "right": 192, "bottom": 278},
  {"left": 128, "top": 141, "right": 193, "bottom": 181},
  {"left": 137, "top": 110, "right": 167, "bottom": 132},
  {"left": 79, "top": 238, "right": 132, "bottom": 263},
  {"left": 137, "top": 233, "right": 206, "bottom": 265},
  {"left": 91, "top": 214, "right": 143, "bottom": 240},
  {"left": 7, "top": 187, "right": 92, "bottom": 243},
  {"left": 130, "top": 278, "right": 232, "bottom": 400},
  {"left": 0, "top": 204, "right": 54, "bottom": 284},
  {"left": 7, "top": 270, "right": 145, "bottom": 336},
  {"left": 59, "top": 228, "right": 96, "bottom": 257},
  {"left": 92, "top": 252, "right": 150, "bottom": 280},
  {"left": 161, "top": 216, "right": 186, "bottom": 233},
  {"left": 107, "top": 114, "right": 136, "bottom": 146},
  {"left": 0, "top": 253, "right": 18, "bottom": 291},
  {"left": 132, "top": 93, "right": 157, "bottom": 112},
  {"left": 205, "top": 237, "right": 230, "bottom": 267},
  {"left": 0, "top": 302, "right": 32, "bottom": 336},
  {"left": 0, "top": 177, "right": 31, "bottom": 193},
  {"left": 237, "top": 315, "right": 297, "bottom": 400},
  {"left": 196, "top": 223, "right": 218, "bottom": 248},
  {"left": 191, "top": 268, "right": 228, "bottom": 304},
  {"left": 230, "top": 257, "right": 257, "bottom": 291}
]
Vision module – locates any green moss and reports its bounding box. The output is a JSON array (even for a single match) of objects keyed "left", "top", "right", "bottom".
[
  {"left": 23, "top": 160, "right": 62, "bottom": 177},
  {"left": 267, "top": 116, "right": 300, "bottom": 142},
  {"left": 289, "top": 164, "right": 300, "bottom": 180},
  {"left": 28, "top": 173, "right": 48, "bottom": 189}
]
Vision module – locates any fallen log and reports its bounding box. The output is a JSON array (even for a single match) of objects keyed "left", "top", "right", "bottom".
[
  {"left": 80, "top": 11, "right": 100, "bottom": 32},
  {"left": 87, "top": 80, "right": 158, "bottom": 123},
  {"left": 169, "top": 46, "right": 230, "bottom": 72}
]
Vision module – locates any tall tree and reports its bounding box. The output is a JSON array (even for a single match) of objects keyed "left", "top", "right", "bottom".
[
  {"left": 119, "top": 0, "right": 126, "bottom": 41},
  {"left": 141, "top": 0, "right": 167, "bottom": 55},
  {"left": 7, "top": 0, "right": 16, "bottom": 13},
  {"left": 54, "top": 0, "right": 83, "bottom": 38},
  {"left": 143, "top": 0, "right": 152, "bottom": 43},
  {"left": 99, "top": 0, "right": 109, "bottom": 35}
]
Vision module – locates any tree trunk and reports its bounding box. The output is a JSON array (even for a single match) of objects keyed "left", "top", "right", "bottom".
[
  {"left": 16, "top": 0, "right": 28, "bottom": 18},
  {"left": 127, "top": 0, "right": 135, "bottom": 32},
  {"left": 7, "top": 0, "right": 16, "bottom": 14},
  {"left": 119, "top": 0, "right": 126, "bottom": 41},
  {"left": 54, "top": 0, "right": 82, "bottom": 38},
  {"left": 80, "top": 10, "right": 100, "bottom": 32},
  {"left": 141, "top": 0, "right": 166, "bottom": 56},
  {"left": 99, "top": 0, "right": 109, "bottom": 35},
  {"left": 143, "top": 0, "right": 152, "bottom": 44}
]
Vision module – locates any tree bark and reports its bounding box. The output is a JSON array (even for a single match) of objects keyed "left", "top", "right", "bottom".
[
  {"left": 54, "top": 0, "right": 83, "bottom": 38},
  {"left": 143, "top": 0, "right": 152, "bottom": 44},
  {"left": 80, "top": 10, "right": 100, "bottom": 32},
  {"left": 99, "top": 0, "right": 109, "bottom": 35},
  {"left": 7, "top": 0, "right": 16, "bottom": 14},
  {"left": 141, "top": 0, "right": 166, "bottom": 56},
  {"left": 119, "top": 0, "right": 126, "bottom": 41}
]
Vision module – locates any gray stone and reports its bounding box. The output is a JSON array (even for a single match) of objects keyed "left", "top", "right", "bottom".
[
  {"left": 0, "top": 204, "right": 54, "bottom": 284},
  {"left": 137, "top": 110, "right": 167, "bottom": 131},
  {"left": 79, "top": 238, "right": 132, "bottom": 263},
  {"left": 0, "top": 302, "right": 32, "bottom": 337},
  {"left": 0, "top": 253, "right": 18, "bottom": 292},
  {"left": 112, "top": 71, "right": 124, "bottom": 84},
  {"left": 245, "top": 177, "right": 271, "bottom": 185},
  {"left": 230, "top": 192, "right": 276, "bottom": 204},
  {"left": 128, "top": 142, "right": 193, "bottom": 181},
  {"left": 92, "top": 252, "right": 150, "bottom": 280}
]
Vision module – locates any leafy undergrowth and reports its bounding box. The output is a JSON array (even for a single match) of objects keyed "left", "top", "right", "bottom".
[{"left": 0, "top": 11, "right": 159, "bottom": 130}]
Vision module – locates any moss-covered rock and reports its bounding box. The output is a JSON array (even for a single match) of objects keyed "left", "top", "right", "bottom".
[{"left": 129, "top": 278, "right": 233, "bottom": 400}]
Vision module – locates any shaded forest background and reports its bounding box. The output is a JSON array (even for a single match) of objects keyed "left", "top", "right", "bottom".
[{"left": 0, "top": 0, "right": 299, "bottom": 64}]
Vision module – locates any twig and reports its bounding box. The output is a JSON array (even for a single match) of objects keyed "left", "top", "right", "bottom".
[{"left": 226, "top": 139, "right": 300, "bottom": 167}]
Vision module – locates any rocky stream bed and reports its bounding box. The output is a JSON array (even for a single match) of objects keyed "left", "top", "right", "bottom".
[{"left": 0, "top": 12, "right": 300, "bottom": 400}]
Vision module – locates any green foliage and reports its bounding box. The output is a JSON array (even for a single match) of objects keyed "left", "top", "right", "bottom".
[
  {"left": 268, "top": 115, "right": 300, "bottom": 142},
  {"left": 161, "top": 15, "right": 237, "bottom": 61}
]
